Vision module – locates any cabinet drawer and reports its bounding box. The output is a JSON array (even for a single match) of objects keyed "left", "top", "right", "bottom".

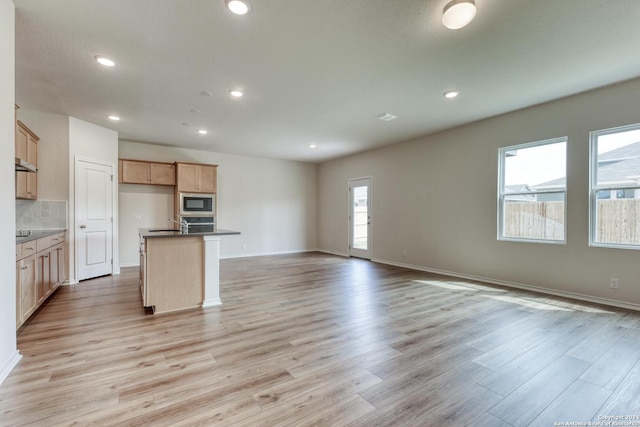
[
  {"left": 21, "top": 241, "right": 37, "bottom": 258},
  {"left": 36, "top": 236, "right": 52, "bottom": 252},
  {"left": 51, "top": 233, "right": 65, "bottom": 245},
  {"left": 16, "top": 244, "right": 22, "bottom": 261}
]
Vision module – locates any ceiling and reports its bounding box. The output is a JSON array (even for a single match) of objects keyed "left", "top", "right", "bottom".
[{"left": 13, "top": 0, "right": 640, "bottom": 163}]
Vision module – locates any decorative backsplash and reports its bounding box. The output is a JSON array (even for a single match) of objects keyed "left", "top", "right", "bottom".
[{"left": 16, "top": 200, "right": 68, "bottom": 230}]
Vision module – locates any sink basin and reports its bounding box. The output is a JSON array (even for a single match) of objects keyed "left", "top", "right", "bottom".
[{"left": 148, "top": 229, "right": 181, "bottom": 233}]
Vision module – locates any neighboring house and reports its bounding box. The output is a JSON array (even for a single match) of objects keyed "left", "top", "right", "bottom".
[{"left": 531, "top": 141, "right": 640, "bottom": 200}]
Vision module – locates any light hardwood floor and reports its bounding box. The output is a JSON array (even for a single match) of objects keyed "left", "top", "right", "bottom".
[{"left": 2, "top": 252, "right": 640, "bottom": 426}]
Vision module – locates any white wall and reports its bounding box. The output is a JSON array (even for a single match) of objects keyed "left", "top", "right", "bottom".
[
  {"left": 319, "top": 77, "right": 640, "bottom": 308},
  {"left": 0, "top": 0, "right": 19, "bottom": 385},
  {"left": 118, "top": 141, "right": 318, "bottom": 265},
  {"left": 69, "top": 117, "right": 119, "bottom": 282}
]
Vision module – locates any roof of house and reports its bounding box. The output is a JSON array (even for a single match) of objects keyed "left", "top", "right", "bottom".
[{"left": 533, "top": 141, "right": 640, "bottom": 189}]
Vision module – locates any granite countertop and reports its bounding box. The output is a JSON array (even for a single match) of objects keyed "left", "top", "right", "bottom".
[
  {"left": 139, "top": 228, "right": 240, "bottom": 239},
  {"left": 16, "top": 229, "right": 66, "bottom": 245}
]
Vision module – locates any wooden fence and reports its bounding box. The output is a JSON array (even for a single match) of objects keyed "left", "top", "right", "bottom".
[{"left": 504, "top": 199, "right": 640, "bottom": 244}]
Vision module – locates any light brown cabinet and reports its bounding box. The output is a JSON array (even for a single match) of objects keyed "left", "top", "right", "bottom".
[
  {"left": 15, "top": 120, "right": 39, "bottom": 200},
  {"left": 16, "top": 232, "right": 66, "bottom": 329},
  {"left": 140, "top": 234, "right": 203, "bottom": 314},
  {"left": 176, "top": 162, "right": 217, "bottom": 193},
  {"left": 119, "top": 159, "right": 176, "bottom": 186}
]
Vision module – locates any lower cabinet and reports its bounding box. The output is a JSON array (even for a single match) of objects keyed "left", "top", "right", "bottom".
[
  {"left": 16, "top": 254, "right": 37, "bottom": 326},
  {"left": 16, "top": 232, "right": 66, "bottom": 329}
]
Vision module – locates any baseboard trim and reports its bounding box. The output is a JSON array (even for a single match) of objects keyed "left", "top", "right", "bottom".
[
  {"left": 119, "top": 262, "right": 139, "bottom": 268},
  {"left": 0, "top": 350, "right": 22, "bottom": 385},
  {"left": 221, "top": 249, "right": 318, "bottom": 260},
  {"left": 316, "top": 249, "right": 349, "bottom": 258},
  {"left": 372, "top": 258, "right": 640, "bottom": 312}
]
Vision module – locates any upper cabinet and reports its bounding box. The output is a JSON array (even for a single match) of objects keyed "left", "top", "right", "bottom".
[
  {"left": 15, "top": 110, "right": 39, "bottom": 200},
  {"left": 176, "top": 162, "right": 217, "bottom": 193},
  {"left": 119, "top": 159, "right": 176, "bottom": 186}
]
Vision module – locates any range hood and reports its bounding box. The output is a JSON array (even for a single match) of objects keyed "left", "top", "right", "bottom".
[{"left": 15, "top": 157, "right": 38, "bottom": 173}]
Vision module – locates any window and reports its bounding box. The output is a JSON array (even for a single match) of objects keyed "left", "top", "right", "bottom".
[
  {"left": 590, "top": 123, "right": 640, "bottom": 249},
  {"left": 498, "top": 137, "right": 567, "bottom": 243}
]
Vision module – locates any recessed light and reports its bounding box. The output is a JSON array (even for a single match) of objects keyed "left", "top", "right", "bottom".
[
  {"left": 198, "top": 129, "right": 208, "bottom": 135},
  {"left": 308, "top": 144, "right": 317, "bottom": 149},
  {"left": 201, "top": 90, "right": 213, "bottom": 97},
  {"left": 226, "top": 0, "right": 250, "bottom": 15},
  {"left": 190, "top": 109, "right": 201, "bottom": 114},
  {"left": 94, "top": 55, "right": 116, "bottom": 67},
  {"left": 229, "top": 89, "right": 243, "bottom": 98},
  {"left": 375, "top": 113, "right": 398, "bottom": 121},
  {"left": 182, "top": 122, "right": 192, "bottom": 127},
  {"left": 107, "top": 115, "right": 120, "bottom": 121},
  {"left": 444, "top": 90, "right": 460, "bottom": 99}
]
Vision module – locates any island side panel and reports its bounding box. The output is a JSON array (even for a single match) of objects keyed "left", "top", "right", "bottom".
[{"left": 146, "top": 236, "right": 203, "bottom": 313}]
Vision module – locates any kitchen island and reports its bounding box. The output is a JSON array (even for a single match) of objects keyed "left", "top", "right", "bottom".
[{"left": 139, "top": 227, "right": 240, "bottom": 314}]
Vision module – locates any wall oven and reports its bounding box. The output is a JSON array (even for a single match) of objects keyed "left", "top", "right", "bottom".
[
  {"left": 179, "top": 193, "right": 215, "bottom": 216},
  {"left": 183, "top": 216, "right": 215, "bottom": 233}
]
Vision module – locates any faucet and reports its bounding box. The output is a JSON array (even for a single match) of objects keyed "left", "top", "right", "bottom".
[{"left": 168, "top": 217, "right": 189, "bottom": 234}]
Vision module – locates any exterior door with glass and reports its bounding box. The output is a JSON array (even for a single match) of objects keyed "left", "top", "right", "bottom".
[{"left": 349, "top": 177, "right": 371, "bottom": 259}]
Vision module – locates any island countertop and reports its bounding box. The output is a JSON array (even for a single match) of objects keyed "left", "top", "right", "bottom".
[{"left": 139, "top": 228, "right": 240, "bottom": 239}]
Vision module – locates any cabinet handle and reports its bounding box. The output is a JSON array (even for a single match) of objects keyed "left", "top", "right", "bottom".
[
  {"left": 21, "top": 266, "right": 28, "bottom": 270},
  {"left": 25, "top": 247, "right": 34, "bottom": 251},
  {"left": 43, "top": 255, "right": 49, "bottom": 258},
  {"left": 79, "top": 225, "right": 87, "bottom": 229}
]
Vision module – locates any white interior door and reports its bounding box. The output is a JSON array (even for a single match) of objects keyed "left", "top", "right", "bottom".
[
  {"left": 349, "top": 177, "right": 371, "bottom": 259},
  {"left": 76, "top": 159, "right": 113, "bottom": 281}
]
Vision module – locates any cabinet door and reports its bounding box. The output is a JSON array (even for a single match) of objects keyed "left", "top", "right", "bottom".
[
  {"left": 121, "top": 160, "right": 151, "bottom": 184},
  {"left": 50, "top": 244, "right": 59, "bottom": 291},
  {"left": 176, "top": 163, "right": 198, "bottom": 192},
  {"left": 16, "top": 124, "right": 28, "bottom": 160},
  {"left": 27, "top": 135, "right": 37, "bottom": 167},
  {"left": 198, "top": 165, "right": 216, "bottom": 193},
  {"left": 57, "top": 243, "right": 66, "bottom": 285},
  {"left": 19, "top": 254, "right": 37, "bottom": 321},
  {"left": 16, "top": 261, "right": 22, "bottom": 328},
  {"left": 36, "top": 249, "right": 51, "bottom": 304},
  {"left": 16, "top": 172, "right": 28, "bottom": 199},
  {"left": 27, "top": 171, "right": 37, "bottom": 199},
  {"left": 150, "top": 163, "right": 176, "bottom": 185}
]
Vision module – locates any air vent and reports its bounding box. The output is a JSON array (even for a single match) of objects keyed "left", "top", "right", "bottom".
[{"left": 375, "top": 113, "right": 398, "bottom": 121}]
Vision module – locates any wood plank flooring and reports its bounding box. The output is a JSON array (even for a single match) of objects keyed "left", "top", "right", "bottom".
[{"left": 2, "top": 252, "right": 640, "bottom": 426}]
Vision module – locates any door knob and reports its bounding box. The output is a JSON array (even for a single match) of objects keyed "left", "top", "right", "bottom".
[{"left": 79, "top": 224, "right": 87, "bottom": 229}]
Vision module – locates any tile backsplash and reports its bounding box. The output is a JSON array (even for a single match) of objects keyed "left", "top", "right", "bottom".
[{"left": 16, "top": 200, "right": 68, "bottom": 230}]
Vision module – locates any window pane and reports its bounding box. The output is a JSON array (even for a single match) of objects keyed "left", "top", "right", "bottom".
[
  {"left": 595, "top": 128, "right": 640, "bottom": 188},
  {"left": 503, "top": 194, "right": 565, "bottom": 241},
  {"left": 504, "top": 141, "right": 566, "bottom": 192},
  {"left": 594, "top": 189, "right": 640, "bottom": 245}
]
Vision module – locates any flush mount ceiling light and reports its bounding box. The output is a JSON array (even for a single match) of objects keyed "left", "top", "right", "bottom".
[
  {"left": 198, "top": 129, "right": 208, "bottom": 135},
  {"left": 444, "top": 90, "right": 460, "bottom": 99},
  {"left": 229, "top": 89, "right": 243, "bottom": 98},
  {"left": 375, "top": 113, "right": 398, "bottom": 122},
  {"left": 226, "top": 0, "right": 250, "bottom": 15},
  {"left": 107, "top": 115, "right": 120, "bottom": 121},
  {"left": 94, "top": 55, "right": 116, "bottom": 67},
  {"left": 442, "top": 0, "right": 476, "bottom": 30}
]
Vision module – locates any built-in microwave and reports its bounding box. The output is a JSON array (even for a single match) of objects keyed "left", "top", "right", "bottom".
[{"left": 180, "top": 193, "right": 215, "bottom": 216}]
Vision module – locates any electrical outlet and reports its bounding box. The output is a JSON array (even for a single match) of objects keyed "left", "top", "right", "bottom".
[{"left": 610, "top": 277, "right": 619, "bottom": 289}]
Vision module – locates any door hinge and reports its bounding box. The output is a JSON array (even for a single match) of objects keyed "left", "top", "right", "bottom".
[
  {"left": 111, "top": 174, "right": 114, "bottom": 182},
  {"left": 111, "top": 259, "right": 113, "bottom": 265},
  {"left": 111, "top": 217, "right": 113, "bottom": 223}
]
